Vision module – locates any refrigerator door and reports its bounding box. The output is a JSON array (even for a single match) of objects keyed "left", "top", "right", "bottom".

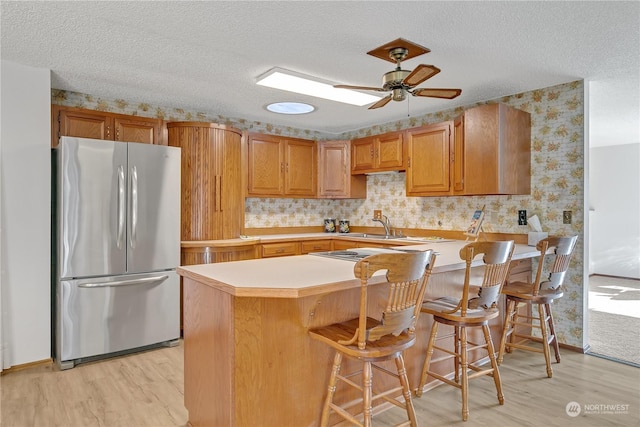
[
  {"left": 126, "top": 143, "right": 181, "bottom": 273},
  {"left": 57, "top": 271, "right": 180, "bottom": 365},
  {"left": 58, "top": 137, "right": 127, "bottom": 278}
]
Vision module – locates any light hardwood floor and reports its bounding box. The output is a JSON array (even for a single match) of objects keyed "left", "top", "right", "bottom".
[{"left": 1, "top": 340, "right": 638, "bottom": 426}]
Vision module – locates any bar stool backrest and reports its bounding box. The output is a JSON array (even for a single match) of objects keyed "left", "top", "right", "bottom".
[
  {"left": 533, "top": 235, "right": 578, "bottom": 294},
  {"left": 462, "top": 241, "right": 515, "bottom": 313},
  {"left": 349, "top": 250, "right": 436, "bottom": 350}
]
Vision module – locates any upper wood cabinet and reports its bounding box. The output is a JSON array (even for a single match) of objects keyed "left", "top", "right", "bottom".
[
  {"left": 453, "top": 104, "right": 531, "bottom": 195},
  {"left": 351, "top": 131, "right": 405, "bottom": 174},
  {"left": 405, "top": 122, "right": 453, "bottom": 196},
  {"left": 167, "top": 122, "right": 244, "bottom": 241},
  {"left": 52, "top": 105, "right": 164, "bottom": 146},
  {"left": 318, "top": 140, "right": 366, "bottom": 199},
  {"left": 247, "top": 133, "right": 317, "bottom": 198}
]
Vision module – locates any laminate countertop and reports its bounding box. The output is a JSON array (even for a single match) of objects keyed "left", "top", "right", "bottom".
[{"left": 177, "top": 240, "right": 539, "bottom": 298}]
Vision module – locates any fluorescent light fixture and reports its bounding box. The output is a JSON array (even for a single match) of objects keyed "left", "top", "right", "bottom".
[{"left": 256, "top": 67, "right": 382, "bottom": 106}]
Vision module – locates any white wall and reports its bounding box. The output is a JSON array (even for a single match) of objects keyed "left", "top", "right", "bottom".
[
  {"left": 589, "top": 143, "right": 640, "bottom": 279},
  {"left": 0, "top": 60, "right": 51, "bottom": 368}
]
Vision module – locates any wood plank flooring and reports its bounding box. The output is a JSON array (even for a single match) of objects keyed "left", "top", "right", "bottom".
[{"left": 1, "top": 339, "right": 638, "bottom": 426}]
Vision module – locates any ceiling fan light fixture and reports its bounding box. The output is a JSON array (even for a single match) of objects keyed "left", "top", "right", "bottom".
[
  {"left": 392, "top": 88, "right": 406, "bottom": 102},
  {"left": 256, "top": 67, "right": 382, "bottom": 106},
  {"left": 265, "top": 102, "right": 315, "bottom": 115}
]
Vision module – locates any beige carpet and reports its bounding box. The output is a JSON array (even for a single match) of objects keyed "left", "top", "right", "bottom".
[{"left": 588, "top": 274, "right": 640, "bottom": 366}]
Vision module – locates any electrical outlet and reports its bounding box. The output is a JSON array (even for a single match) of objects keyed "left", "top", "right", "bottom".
[
  {"left": 563, "top": 210, "right": 572, "bottom": 224},
  {"left": 373, "top": 210, "right": 382, "bottom": 220},
  {"left": 518, "top": 210, "right": 527, "bottom": 226}
]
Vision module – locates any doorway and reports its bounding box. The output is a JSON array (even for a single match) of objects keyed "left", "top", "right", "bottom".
[{"left": 587, "top": 143, "right": 640, "bottom": 366}]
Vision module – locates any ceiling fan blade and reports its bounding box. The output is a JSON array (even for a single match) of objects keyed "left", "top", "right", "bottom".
[
  {"left": 334, "top": 84, "right": 386, "bottom": 92},
  {"left": 412, "top": 88, "right": 462, "bottom": 99},
  {"left": 403, "top": 64, "right": 441, "bottom": 87},
  {"left": 368, "top": 95, "right": 392, "bottom": 109}
]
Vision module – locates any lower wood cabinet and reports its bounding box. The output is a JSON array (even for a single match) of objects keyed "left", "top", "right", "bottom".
[
  {"left": 259, "top": 241, "right": 300, "bottom": 258},
  {"left": 300, "top": 240, "right": 332, "bottom": 254}
]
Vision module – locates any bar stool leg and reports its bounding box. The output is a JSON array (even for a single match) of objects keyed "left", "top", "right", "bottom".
[
  {"left": 395, "top": 355, "right": 418, "bottom": 426},
  {"left": 363, "top": 361, "right": 373, "bottom": 427},
  {"left": 483, "top": 324, "right": 504, "bottom": 405},
  {"left": 538, "top": 304, "right": 553, "bottom": 378},
  {"left": 454, "top": 326, "right": 461, "bottom": 383},
  {"left": 460, "top": 326, "right": 469, "bottom": 422},
  {"left": 546, "top": 303, "right": 561, "bottom": 363},
  {"left": 320, "top": 352, "right": 342, "bottom": 427},
  {"left": 498, "top": 298, "right": 516, "bottom": 364},
  {"left": 416, "top": 321, "right": 439, "bottom": 397}
]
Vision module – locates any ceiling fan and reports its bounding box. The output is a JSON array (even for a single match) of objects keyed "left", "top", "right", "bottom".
[{"left": 334, "top": 38, "right": 462, "bottom": 109}]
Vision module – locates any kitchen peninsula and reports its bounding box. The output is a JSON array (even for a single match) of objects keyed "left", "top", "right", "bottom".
[{"left": 177, "top": 240, "right": 538, "bottom": 427}]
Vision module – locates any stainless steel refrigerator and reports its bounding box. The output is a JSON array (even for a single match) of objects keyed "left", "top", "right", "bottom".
[{"left": 53, "top": 136, "right": 181, "bottom": 369}]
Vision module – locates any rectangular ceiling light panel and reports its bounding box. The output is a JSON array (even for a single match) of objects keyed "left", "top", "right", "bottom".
[{"left": 256, "top": 67, "right": 382, "bottom": 106}]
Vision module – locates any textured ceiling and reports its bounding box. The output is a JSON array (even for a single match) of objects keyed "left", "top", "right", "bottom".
[{"left": 2, "top": 1, "right": 638, "bottom": 146}]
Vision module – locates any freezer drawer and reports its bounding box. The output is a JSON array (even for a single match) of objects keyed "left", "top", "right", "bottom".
[{"left": 56, "top": 271, "right": 180, "bottom": 368}]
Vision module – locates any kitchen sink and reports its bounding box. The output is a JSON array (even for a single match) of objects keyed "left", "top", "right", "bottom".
[{"left": 343, "top": 233, "right": 406, "bottom": 240}]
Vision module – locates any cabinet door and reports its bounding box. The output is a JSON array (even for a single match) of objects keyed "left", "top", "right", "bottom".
[
  {"left": 57, "top": 108, "right": 113, "bottom": 141},
  {"left": 452, "top": 115, "right": 465, "bottom": 192},
  {"left": 115, "top": 117, "right": 163, "bottom": 145},
  {"left": 406, "top": 122, "right": 452, "bottom": 196},
  {"left": 168, "top": 122, "right": 244, "bottom": 241},
  {"left": 459, "top": 104, "right": 531, "bottom": 195},
  {"left": 284, "top": 138, "right": 316, "bottom": 197},
  {"left": 376, "top": 131, "right": 405, "bottom": 170},
  {"left": 318, "top": 140, "right": 366, "bottom": 199},
  {"left": 247, "top": 134, "right": 285, "bottom": 195},
  {"left": 351, "top": 137, "right": 375, "bottom": 173},
  {"left": 218, "top": 129, "right": 243, "bottom": 238}
]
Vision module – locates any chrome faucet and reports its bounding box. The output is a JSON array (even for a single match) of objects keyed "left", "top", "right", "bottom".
[{"left": 372, "top": 215, "right": 391, "bottom": 236}]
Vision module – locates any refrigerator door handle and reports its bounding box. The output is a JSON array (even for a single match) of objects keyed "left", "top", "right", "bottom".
[
  {"left": 117, "top": 165, "right": 126, "bottom": 249},
  {"left": 130, "top": 165, "right": 138, "bottom": 248},
  {"left": 77, "top": 274, "right": 169, "bottom": 288}
]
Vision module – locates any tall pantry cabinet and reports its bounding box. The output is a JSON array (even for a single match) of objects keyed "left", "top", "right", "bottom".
[{"left": 167, "top": 122, "right": 244, "bottom": 241}]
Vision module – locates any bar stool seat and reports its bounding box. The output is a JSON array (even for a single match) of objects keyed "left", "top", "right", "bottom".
[{"left": 309, "top": 250, "right": 436, "bottom": 427}]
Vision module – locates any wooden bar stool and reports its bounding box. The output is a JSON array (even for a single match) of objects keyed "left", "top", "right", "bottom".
[
  {"left": 498, "top": 235, "right": 578, "bottom": 378},
  {"left": 416, "top": 240, "right": 514, "bottom": 422},
  {"left": 309, "top": 250, "right": 436, "bottom": 427}
]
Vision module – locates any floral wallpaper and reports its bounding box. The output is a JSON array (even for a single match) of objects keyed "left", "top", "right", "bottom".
[{"left": 52, "top": 80, "right": 586, "bottom": 348}]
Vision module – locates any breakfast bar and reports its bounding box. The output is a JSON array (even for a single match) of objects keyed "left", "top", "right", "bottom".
[{"left": 177, "top": 241, "right": 538, "bottom": 427}]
